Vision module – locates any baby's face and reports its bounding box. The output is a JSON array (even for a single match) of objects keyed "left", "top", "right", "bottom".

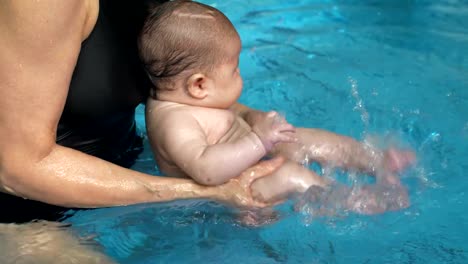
[{"left": 210, "top": 36, "right": 243, "bottom": 109}]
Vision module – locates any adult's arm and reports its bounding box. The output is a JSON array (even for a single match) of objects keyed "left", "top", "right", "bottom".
[{"left": 0, "top": 0, "right": 278, "bottom": 208}]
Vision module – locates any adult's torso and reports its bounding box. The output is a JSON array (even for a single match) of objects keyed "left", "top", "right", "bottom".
[
  {"left": 57, "top": 0, "right": 154, "bottom": 163},
  {"left": 0, "top": 0, "right": 167, "bottom": 224}
]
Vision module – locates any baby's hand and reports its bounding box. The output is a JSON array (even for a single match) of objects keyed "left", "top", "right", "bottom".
[{"left": 251, "top": 111, "right": 297, "bottom": 152}]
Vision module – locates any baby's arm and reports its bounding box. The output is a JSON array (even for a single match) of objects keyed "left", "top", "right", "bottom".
[{"left": 156, "top": 112, "right": 295, "bottom": 186}]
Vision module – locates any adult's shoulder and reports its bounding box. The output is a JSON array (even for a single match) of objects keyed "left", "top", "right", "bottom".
[
  {"left": 0, "top": 0, "right": 98, "bottom": 43},
  {"left": 0, "top": 0, "right": 101, "bottom": 155}
]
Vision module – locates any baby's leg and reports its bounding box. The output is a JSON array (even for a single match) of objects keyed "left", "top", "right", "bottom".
[
  {"left": 251, "top": 161, "right": 327, "bottom": 203},
  {"left": 297, "top": 172, "right": 409, "bottom": 216},
  {"left": 345, "top": 172, "right": 410, "bottom": 215},
  {"left": 272, "top": 128, "right": 415, "bottom": 174}
]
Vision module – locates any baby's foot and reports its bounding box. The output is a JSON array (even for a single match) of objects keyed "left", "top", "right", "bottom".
[
  {"left": 383, "top": 148, "right": 416, "bottom": 173},
  {"left": 346, "top": 184, "right": 410, "bottom": 215},
  {"left": 294, "top": 185, "right": 350, "bottom": 218}
]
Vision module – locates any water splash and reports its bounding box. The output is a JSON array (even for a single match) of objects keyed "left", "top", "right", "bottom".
[
  {"left": 415, "top": 132, "right": 442, "bottom": 189},
  {"left": 349, "top": 77, "right": 370, "bottom": 130},
  {"left": 294, "top": 77, "right": 422, "bottom": 225},
  {"left": 419, "top": 131, "right": 441, "bottom": 152}
]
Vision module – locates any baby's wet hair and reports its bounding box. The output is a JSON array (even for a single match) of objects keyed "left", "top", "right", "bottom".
[{"left": 138, "top": 0, "right": 238, "bottom": 98}]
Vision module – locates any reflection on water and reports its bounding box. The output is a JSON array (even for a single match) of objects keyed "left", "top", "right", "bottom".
[
  {"left": 0, "top": 221, "right": 114, "bottom": 263},
  {"left": 67, "top": 0, "right": 467, "bottom": 263}
]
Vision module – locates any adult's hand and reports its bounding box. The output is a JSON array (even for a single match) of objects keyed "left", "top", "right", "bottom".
[{"left": 214, "top": 156, "right": 285, "bottom": 208}]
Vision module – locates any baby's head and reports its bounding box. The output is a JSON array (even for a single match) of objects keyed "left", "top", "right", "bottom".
[{"left": 139, "top": 0, "right": 243, "bottom": 108}]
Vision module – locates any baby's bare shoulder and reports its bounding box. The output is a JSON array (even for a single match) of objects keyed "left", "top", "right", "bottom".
[{"left": 147, "top": 101, "right": 195, "bottom": 125}]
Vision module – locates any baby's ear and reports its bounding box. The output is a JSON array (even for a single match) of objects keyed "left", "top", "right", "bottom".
[{"left": 186, "top": 73, "right": 211, "bottom": 99}]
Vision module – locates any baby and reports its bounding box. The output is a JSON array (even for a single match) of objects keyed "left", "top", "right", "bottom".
[{"left": 138, "top": 1, "right": 414, "bottom": 214}]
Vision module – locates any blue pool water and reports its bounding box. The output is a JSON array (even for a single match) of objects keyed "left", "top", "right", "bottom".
[{"left": 68, "top": 1, "right": 467, "bottom": 263}]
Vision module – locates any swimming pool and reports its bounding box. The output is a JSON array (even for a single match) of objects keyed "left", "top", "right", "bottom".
[{"left": 68, "top": 0, "right": 468, "bottom": 263}]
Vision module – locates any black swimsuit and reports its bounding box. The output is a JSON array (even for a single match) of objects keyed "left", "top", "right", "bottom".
[
  {"left": 0, "top": 0, "right": 163, "bottom": 223},
  {"left": 57, "top": 0, "right": 152, "bottom": 167}
]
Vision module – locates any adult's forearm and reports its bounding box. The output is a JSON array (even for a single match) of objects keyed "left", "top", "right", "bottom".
[{"left": 0, "top": 144, "right": 216, "bottom": 208}]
